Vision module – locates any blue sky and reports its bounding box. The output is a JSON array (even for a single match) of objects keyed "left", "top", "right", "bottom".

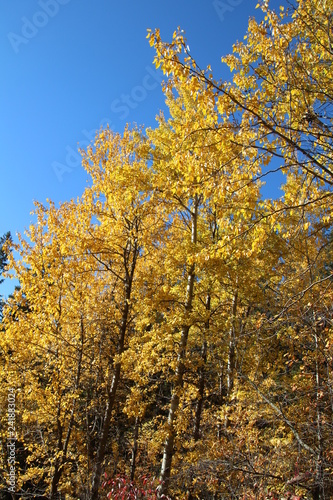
[{"left": 1, "top": 0, "right": 285, "bottom": 296}]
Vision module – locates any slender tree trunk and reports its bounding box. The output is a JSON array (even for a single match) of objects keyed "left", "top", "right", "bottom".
[
  {"left": 217, "top": 362, "right": 224, "bottom": 439},
  {"left": 130, "top": 417, "right": 140, "bottom": 481},
  {"left": 90, "top": 289, "right": 130, "bottom": 500},
  {"left": 314, "top": 330, "right": 324, "bottom": 498},
  {"left": 50, "top": 318, "right": 84, "bottom": 499},
  {"left": 49, "top": 404, "right": 63, "bottom": 500},
  {"left": 158, "top": 197, "right": 198, "bottom": 498},
  {"left": 222, "top": 290, "right": 238, "bottom": 432},
  {"left": 50, "top": 467, "right": 63, "bottom": 500},
  {"left": 193, "top": 294, "right": 210, "bottom": 441},
  {"left": 226, "top": 290, "right": 238, "bottom": 397},
  {"left": 90, "top": 228, "right": 139, "bottom": 499},
  {"left": 158, "top": 315, "right": 192, "bottom": 496},
  {"left": 307, "top": 247, "right": 324, "bottom": 499}
]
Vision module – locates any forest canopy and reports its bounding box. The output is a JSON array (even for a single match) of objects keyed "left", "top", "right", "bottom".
[{"left": 1, "top": 0, "right": 333, "bottom": 498}]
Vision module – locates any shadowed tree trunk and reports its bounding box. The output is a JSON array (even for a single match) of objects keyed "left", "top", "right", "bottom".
[{"left": 90, "top": 234, "right": 139, "bottom": 500}]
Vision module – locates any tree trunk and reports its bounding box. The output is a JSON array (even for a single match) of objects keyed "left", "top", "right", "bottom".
[
  {"left": 217, "top": 362, "right": 224, "bottom": 439},
  {"left": 130, "top": 417, "right": 140, "bottom": 481},
  {"left": 49, "top": 404, "right": 63, "bottom": 500},
  {"left": 49, "top": 318, "right": 84, "bottom": 499},
  {"left": 314, "top": 330, "right": 324, "bottom": 499},
  {"left": 158, "top": 197, "right": 198, "bottom": 498},
  {"left": 90, "top": 295, "right": 130, "bottom": 500},
  {"left": 90, "top": 230, "right": 138, "bottom": 499},
  {"left": 226, "top": 290, "right": 238, "bottom": 397},
  {"left": 193, "top": 294, "right": 210, "bottom": 441}
]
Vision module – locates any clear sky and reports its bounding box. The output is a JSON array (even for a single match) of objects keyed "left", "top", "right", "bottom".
[{"left": 1, "top": 0, "right": 286, "bottom": 297}]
